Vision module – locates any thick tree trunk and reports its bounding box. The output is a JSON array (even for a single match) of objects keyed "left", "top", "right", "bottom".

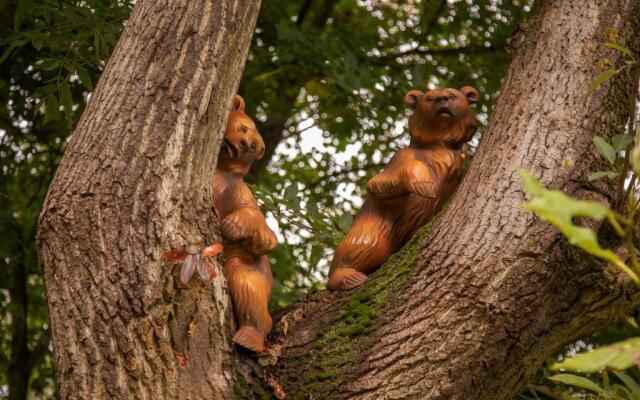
[
  {"left": 240, "top": 1, "right": 640, "bottom": 399},
  {"left": 36, "top": 0, "right": 640, "bottom": 399},
  {"left": 36, "top": 1, "right": 260, "bottom": 399}
]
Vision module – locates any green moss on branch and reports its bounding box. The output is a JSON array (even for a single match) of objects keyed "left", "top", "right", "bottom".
[{"left": 283, "top": 205, "right": 449, "bottom": 398}]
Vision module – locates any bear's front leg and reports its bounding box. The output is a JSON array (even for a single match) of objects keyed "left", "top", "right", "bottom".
[
  {"left": 221, "top": 206, "right": 256, "bottom": 241},
  {"left": 250, "top": 220, "right": 277, "bottom": 255},
  {"left": 367, "top": 159, "right": 436, "bottom": 198},
  {"left": 221, "top": 207, "right": 277, "bottom": 255},
  {"left": 367, "top": 170, "right": 407, "bottom": 198},
  {"left": 401, "top": 159, "right": 437, "bottom": 198}
]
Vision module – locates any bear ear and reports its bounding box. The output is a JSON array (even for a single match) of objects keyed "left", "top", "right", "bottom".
[
  {"left": 403, "top": 90, "right": 424, "bottom": 109},
  {"left": 460, "top": 86, "right": 479, "bottom": 105},
  {"left": 232, "top": 95, "right": 245, "bottom": 112}
]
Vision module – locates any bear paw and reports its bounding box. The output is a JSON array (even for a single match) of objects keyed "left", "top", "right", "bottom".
[
  {"left": 233, "top": 326, "right": 266, "bottom": 353},
  {"left": 327, "top": 268, "right": 368, "bottom": 291},
  {"left": 407, "top": 179, "right": 436, "bottom": 198}
]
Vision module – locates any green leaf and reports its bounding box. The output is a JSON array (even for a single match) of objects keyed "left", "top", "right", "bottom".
[
  {"left": 284, "top": 184, "right": 299, "bottom": 208},
  {"left": 604, "top": 42, "right": 633, "bottom": 59},
  {"left": 0, "top": 46, "right": 15, "bottom": 64},
  {"left": 254, "top": 69, "right": 281, "bottom": 83},
  {"left": 38, "top": 60, "right": 60, "bottom": 71},
  {"left": 76, "top": 66, "right": 93, "bottom": 91},
  {"left": 589, "top": 171, "right": 618, "bottom": 181},
  {"left": 593, "top": 136, "right": 617, "bottom": 164},
  {"left": 632, "top": 145, "right": 640, "bottom": 176},
  {"left": 59, "top": 82, "right": 73, "bottom": 123},
  {"left": 611, "top": 134, "right": 634, "bottom": 152},
  {"left": 307, "top": 199, "right": 319, "bottom": 219},
  {"left": 44, "top": 95, "right": 60, "bottom": 124},
  {"left": 309, "top": 245, "right": 322, "bottom": 267},
  {"left": 588, "top": 69, "right": 617, "bottom": 94},
  {"left": 605, "top": 383, "right": 631, "bottom": 399},
  {"left": 337, "top": 212, "right": 353, "bottom": 232},
  {"left": 551, "top": 338, "right": 640, "bottom": 373},
  {"left": 31, "top": 37, "right": 43, "bottom": 51},
  {"left": 13, "top": 1, "right": 26, "bottom": 30},
  {"left": 519, "top": 168, "right": 545, "bottom": 197},
  {"left": 548, "top": 374, "right": 607, "bottom": 395},
  {"left": 519, "top": 169, "right": 637, "bottom": 282},
  {"left": 614, "top": 371, "right": 640, "bottom": 397}
]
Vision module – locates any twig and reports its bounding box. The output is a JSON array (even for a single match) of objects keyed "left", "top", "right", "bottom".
[{"left": 306, "top": 161, "right": 384, "bottom": 189}]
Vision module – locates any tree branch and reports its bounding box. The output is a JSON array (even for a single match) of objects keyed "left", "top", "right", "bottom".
[
  {"left": 237, "top": 2, "right": 640, "bottom": 398},
  {"left": 373, "top": 43, "right": 506, "bottom": 64}
]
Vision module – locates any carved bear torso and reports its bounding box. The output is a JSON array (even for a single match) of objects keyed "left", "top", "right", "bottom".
[{"left": 327, "top": 86, "right": 478, "bottom": 290}]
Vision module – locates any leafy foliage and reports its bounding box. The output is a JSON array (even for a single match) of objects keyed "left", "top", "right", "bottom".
[
  {"left": 0, "top": 0, "right": 134, "bottom": 397},
  {"left": 519, "top": 36, "right": 640, "bottom": 399},
  {"left": 551, "top": 338, "right": 640, "bottom": 373},
  {"left": 548, "top": 372, "right": 640, "bottom": 400},
  {"left": 549, "top": 374, "right": 608, "bottom": 396},
  {"left": 520, "top": 170, "right": 638, "bottom": 283}
]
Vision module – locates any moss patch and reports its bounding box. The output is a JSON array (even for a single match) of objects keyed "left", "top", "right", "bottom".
[
  {"left": 233, "top": 372, "right": 272, "bottom": 400},
  {"left": 282, "top": 205, "right": 449, "bottom": 399}
]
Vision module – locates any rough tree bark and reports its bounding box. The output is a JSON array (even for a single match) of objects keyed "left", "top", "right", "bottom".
[
  {"left": 36, "top": 0, "right": 640, "bottom": 399},
  {"left": 237, "top": 1, "right": 640, "bottom": 399},
  {"left": 36, "top": 0, "right": 260, "bottom": 399}
]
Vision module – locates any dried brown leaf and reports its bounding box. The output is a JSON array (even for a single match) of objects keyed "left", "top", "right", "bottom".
[
  {"left": 267, "top": 375, "right": 286, "bottom": 399},
  {"left": 163, "top": 250, "right": 187, "bottom": 264}
]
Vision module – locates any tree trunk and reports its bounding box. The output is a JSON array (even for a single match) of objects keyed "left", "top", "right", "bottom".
[
  {"left": 240, "top": 1, "right": 640, "bottom": 399},
  {"left": 36, "top": 0, "right": 640, "bottom": 399},
  {"left": 36, "top": 1, "right": 260, "bottom": 399}
]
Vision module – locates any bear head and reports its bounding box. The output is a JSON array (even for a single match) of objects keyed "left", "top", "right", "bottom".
[
  {"left": 404, "top": 86, "right": 479, "bottom": 148},
  {"left": 218, "top": 95, "right": 265, "bottom": 174}
]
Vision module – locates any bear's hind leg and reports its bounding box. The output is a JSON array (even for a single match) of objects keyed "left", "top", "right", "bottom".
[
  {"left": 327, "top": 215, "right": 393, "bottom": 291},
  {"left": 326, "top": 267, "right": 368, "bottom": 291},
  {"left": 225, "top": 258, "right": 272, "bottom": 352}
]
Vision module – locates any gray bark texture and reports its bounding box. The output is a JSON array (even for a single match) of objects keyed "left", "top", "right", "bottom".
[{"left": 36, "top": 0, "right": 261, "bottom": 398}]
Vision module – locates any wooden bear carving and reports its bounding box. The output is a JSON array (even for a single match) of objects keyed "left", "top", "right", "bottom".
[
  {"left": 327, "top": 86, "right": 479, "bottom": 291},
  {"left": 213, "top": 95, "right": 277, "bottom": 352}
]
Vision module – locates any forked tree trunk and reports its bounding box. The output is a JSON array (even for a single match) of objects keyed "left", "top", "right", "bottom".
[
  {"left": 245, "top": 1, "right": 640, "bottom": 399},
  {"left": 37, "top": 1, "right": 260, "bottom": 398},
  {"left": 38, "top": 0, "right": 640, "bottom": 399}
]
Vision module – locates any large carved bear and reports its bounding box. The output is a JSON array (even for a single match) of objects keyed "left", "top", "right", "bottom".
[
  {"left": 327, "top": 86, "right": 479, "bottom": 290},
  {"left": 213, "top": 95, "right": 277, "bottom": 352}
]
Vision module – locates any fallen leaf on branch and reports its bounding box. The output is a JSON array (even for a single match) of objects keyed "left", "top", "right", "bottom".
[
  {"left": 163, "top": 250, "right": 187, "bottom": 264},
  {"left": 266, "top": 375, "right": 286, "bottom": 399}
]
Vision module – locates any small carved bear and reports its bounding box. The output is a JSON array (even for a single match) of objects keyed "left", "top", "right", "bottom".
[
  {"left": 327, "top": 86, "right": 479, "bottom": 290},
  {"left": 213, "top": 95, "right": 277, "bottom": 352}
]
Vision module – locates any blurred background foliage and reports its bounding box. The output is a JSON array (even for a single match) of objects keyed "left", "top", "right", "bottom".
[{"left": 2, "top": 0, "right": 635, "bottom": 399}]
